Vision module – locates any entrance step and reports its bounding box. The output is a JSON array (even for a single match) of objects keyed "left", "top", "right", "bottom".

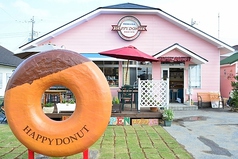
[{"left": 169, "top": 104, "right": 198, "bottom": 111}]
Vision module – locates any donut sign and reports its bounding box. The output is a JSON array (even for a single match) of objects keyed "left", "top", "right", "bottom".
[
  {"left": 4, "top": 50, "right": 112, "bottom": 157},
  {"left": 112, "top": 16, "right": 147, "bottom": 41}
]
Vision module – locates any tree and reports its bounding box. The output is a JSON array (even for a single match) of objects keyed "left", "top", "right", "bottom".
[{"left": 230, "top": 75, "right": 238, "bottom": 111}]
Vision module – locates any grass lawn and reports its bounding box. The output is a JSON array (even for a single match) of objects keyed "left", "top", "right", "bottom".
[{"left": 0, "top": 124, "right": 193, "bottom": 159}]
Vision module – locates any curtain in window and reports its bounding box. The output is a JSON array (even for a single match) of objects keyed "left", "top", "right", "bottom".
[{"left": 189, "top": 64, "right": 201, "bottom": 88}]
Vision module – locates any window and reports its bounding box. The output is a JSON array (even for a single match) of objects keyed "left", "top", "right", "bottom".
[
  {"left": 122, "top": 61, "right": 136, "bottom": 85},
  {"left": 94, "top": 61, "right": 119, "bottom": 87},
  {"left": 122, "top": 61, "right": 152, "bottom": 85},
  {"left": 137, "top": 62, "right": 152, "bottom": 80},
  {"left": 94, "top": 61, "right": 152, "bottom": 87},
  {"left": 6, "top": 73, "right": 12, "bottom": 84},
  {"left": 189, "top": 64, "right": 201, "bottom": 88}
]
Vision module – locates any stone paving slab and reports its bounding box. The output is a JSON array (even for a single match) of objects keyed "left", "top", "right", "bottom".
[{"left": 164, "top": 107, "right": 238, "bottom": 159}]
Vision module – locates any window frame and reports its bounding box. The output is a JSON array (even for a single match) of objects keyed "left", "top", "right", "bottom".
[
  {"left": 0, "top": 73, "right": 2, "bottom": 89},
  {"left": 189, "top": 64, "right": 201, "bottom": 88},
  {"left": 94, "top": 61, "right": 119, "bottom": 87}
]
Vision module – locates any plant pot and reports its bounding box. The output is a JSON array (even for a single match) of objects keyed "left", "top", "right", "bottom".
[
  {"left": 112, "top": 104, "right": 121, "bottom": 113},
  {"left": 150, "top": 107, "right": 158, "bottom": 112},
  {"left": 186, "top": 101, "right": 190, "bottom": 105},
  {"left": 164, "top": 120, "right": 172, "bottom": 127},
  {"left": 43, "top": 107, "right": 54, "bottom": 113}
]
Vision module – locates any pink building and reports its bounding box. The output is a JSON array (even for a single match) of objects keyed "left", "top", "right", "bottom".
[
  {"left": 16, "top": 3, "right": 234, "bottom": 105},
  {"left": 220, "top": 52, "right": 238, "bottom": 98}
]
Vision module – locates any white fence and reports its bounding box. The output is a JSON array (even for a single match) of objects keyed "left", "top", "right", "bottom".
[{"left": 138, "top": 79, "right": 168, "bottom": 112}]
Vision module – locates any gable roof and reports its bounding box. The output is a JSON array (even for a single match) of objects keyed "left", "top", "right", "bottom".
[
  {"left": 101, "top": 3, "right": 159, "bottom": 10},
  {"left": 153, "top": 43, "right": 208, "bottom": 64},
  {"left": 220, "top": 52, "right": 238, "bottom": 65},
  {"left": 17, "top": 3, "right": 234, "bottom": 54},
  {"left": 232, "top": 45, "right": 238, "bottom": 51},
  {"left": 0, "top": 46, "right": 23, "bottom": 67}
]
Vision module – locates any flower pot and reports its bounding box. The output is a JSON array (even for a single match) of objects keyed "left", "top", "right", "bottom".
[
  {"left": 112, "top": 104, "right": 121, "bottom": 113},
  {"left": 43, "top": 107, "right": 54, "bottom": 113},
  {"left": 150, "top": 107, "right": 158, "bottom": 112},
  {"left": 186, "top": 101, "right": 190, "bottom": 105},
  {"left": 164, "top": 120, "right": 172, "bottom": 127}
]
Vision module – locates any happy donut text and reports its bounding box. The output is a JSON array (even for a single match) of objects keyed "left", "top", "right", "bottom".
[{"left": 23, "top": 125, "right": 89, "bottom": 145}]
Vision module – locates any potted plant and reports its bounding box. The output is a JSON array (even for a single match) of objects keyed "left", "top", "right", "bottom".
[
  {"left": 43, "top": 102, "right": 55, "bottom": 113},
  {"left": 112, "top": 97, "right": 120, "bottom": 105},
  {"left": 163, "top": 108, "right": 174, "bottom": 126},
  {"left": 62, "top": 98, "right": 75, "bottom": 105},
  {"left": 112, "top": 97, "right": 121, "bottom": 113},
  {"left": 68, "top": 98, "right": 75, "bottom": 104}
]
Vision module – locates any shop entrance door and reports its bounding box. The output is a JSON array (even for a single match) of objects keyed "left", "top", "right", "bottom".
[
  {"left": 161, "top": 65, "right": 185, "bottom": 103},
  {"left": 169, "top": 68, "right": 184, "bottom": 103}
]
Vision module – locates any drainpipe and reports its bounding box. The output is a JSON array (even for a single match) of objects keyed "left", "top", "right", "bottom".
[{"left": 166, "top": 78, "right": 169, "bottom": 108}]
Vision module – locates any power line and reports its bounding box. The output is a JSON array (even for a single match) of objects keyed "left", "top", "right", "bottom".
[
  {"left": 0, "top": 32, "right": 29, "bottom": 38},
  {"left": 0, "top": 6, "right": 16, "bottom": 20}
]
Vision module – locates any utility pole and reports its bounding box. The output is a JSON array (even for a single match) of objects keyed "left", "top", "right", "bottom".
[
  {"left": 191, "top": 18, "right": 198, "bottom": 26},
  {"left": 30, "top": 16, "right": 35, "bottom": 41},
  {"left": 218, "top": 13, "right": 220, "bottom": 39}
]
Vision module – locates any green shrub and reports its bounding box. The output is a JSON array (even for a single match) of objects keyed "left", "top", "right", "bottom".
[
  {"left": 44, "top": 102, "right": 54, "bottom": 107},
  {"left": 163, "top": 108, "right": 174, "bottom": 121},
  {"left": 112, "top": 97, "right": 120, "bottom": 104}
]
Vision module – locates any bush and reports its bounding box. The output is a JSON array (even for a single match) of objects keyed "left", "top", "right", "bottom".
[{"left": 231, "top": 75, "right": 238, "bottom": 109}]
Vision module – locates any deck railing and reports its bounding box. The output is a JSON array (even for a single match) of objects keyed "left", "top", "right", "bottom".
[{"left": 138, "top": 79, "right": 168, "bottom": 112}]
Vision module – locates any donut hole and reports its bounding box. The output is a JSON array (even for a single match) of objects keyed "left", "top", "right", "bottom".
[{"left": 41, "top": 85, "right": 75, "bottom": 121}]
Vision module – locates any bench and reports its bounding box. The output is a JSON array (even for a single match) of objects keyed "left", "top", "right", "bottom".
[{"left": 197, "top": 92, "right": 224, "bottom": 108}]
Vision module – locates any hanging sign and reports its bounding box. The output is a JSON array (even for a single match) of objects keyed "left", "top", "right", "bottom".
[
  {"left": 157, "top": 57, "right": 191, "bottom": 62},
  {"left": 112, "top": 16, "right": 147, "bottom": 41}
]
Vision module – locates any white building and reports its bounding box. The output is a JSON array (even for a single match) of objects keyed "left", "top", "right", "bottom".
[{"left": 0, "top": 46, "right": 23, "bottom": 97}]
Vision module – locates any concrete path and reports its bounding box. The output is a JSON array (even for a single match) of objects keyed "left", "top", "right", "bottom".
[{"left": 164, "top": 108, "right": 238, "bottom": 159}]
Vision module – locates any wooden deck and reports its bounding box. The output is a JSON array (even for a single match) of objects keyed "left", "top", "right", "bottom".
[
  {"left": 111, "top": 107, "right": 162, "bottom": 118},
  {"left": 45, "top": 104, "right": 162, "bottom": 121},
  {"left": 45, "top": 103, "right": 200, "bottom": 121}
]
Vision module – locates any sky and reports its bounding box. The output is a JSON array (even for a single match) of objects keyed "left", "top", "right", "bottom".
[{"left": 0, "top": 0, "right": 238, "bottom": 52}]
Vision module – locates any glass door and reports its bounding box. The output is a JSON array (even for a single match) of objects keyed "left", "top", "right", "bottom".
[
  {"left": 161, "top": 68, "right": 170, "bottom": 105},
  {"left": 161, "top": 68, "right": 169, "bottom": 80}
]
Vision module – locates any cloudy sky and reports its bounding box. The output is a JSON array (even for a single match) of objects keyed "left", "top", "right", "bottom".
[{"left": 0, "top": 0, "right": 237, "bottom": 52}]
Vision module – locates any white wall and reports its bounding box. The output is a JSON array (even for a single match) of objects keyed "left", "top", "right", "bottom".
[{"left": 0, "top": 65, "right": 15, "bottom": 97}]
